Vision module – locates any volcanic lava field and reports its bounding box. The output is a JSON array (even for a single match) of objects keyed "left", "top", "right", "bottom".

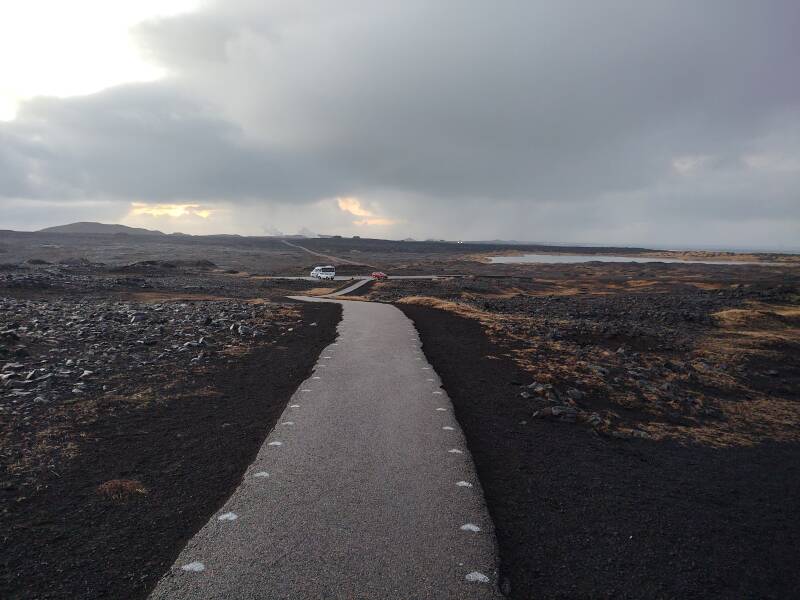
[{"left": 1, "top": 230, "right": 798, "bottom": 599}]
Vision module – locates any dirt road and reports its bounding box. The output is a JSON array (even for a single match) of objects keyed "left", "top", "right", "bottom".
[{"left": 281, "top": 239, "right": 378, "bottom": 268}]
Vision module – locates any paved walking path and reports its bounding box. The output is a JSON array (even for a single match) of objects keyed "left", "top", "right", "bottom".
[
  {"left": 327, "top": 278, "right": 372, "bottom": 296},
  {"left": 150, "top": 298, "right": 501, "bottom": 599}
]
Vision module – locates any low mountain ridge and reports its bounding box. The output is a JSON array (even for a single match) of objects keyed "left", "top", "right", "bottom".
[{"left": 39, "top": 222, "right": 165, "bottom": 236}]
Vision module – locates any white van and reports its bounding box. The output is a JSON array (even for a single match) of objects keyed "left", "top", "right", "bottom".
[{"left": 310, "top": 265, "right": 336, "bottom": 280}]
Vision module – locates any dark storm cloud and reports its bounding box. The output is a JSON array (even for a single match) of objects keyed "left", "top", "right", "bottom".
[
  {"left": 1, "top": 0, "right": 799, "bottom": 244},
  {"left": 0, "top": 83, "right": 339, "bottom": 201}
]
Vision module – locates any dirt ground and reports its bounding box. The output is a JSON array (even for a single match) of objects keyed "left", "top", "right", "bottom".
[
  {"left": 1, "top": 299, "right": 341, "bottom": 599},
  {"left": 400, "top": 303, "right": 800, "bottom": 599},
  {"left": 2, "top": 231, "right": 799, "bottom": 598},
  {"left": 388, "top": 261, "right": 800, "bottom": 599},
  {"left": 369, "top": 264, "right": 800, "bottom": 445}
]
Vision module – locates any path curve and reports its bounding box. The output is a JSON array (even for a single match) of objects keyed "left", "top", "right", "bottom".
[
  {"left": 150, "top": 297, "right": 502, "bottom": 599},
  {"left": 327, "top": 278, "right": 372, "bottom": 296}
]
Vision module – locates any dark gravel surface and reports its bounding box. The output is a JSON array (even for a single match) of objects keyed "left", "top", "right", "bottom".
[
  {"left": 399, "top": 303, "right": 800, "bottom": 599},
  {"left": 0, "top": 301, "right": 341, "bottom": 600},
  {"left": 0, "top": 262, "right": 322, "bottom": 299}
]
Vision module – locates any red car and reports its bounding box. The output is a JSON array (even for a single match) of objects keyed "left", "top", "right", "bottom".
[{"left": 371, "top": 271, "right": 388, "bottom": 280}]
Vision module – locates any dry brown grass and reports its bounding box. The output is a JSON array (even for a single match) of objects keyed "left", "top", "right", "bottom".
[
  {"left": 624, "top": 279, "right": 659, "bottom": 289},
  {"left": 334, "top": 295, "right": 372, "bottom": 302},
  {"left": 676, "top": 304, "right": 800, "bottom": 447},
  {"left": 366, "top": 271, "right": 800, "bottom": 448},
  {"left": 465, "top": 250, "right": 526, "bottom": 263},
  {"left": 245, "top": 297, "right": 271, "bottom": 305},
  {"left": 395, "top": 296, "right": 535, "bottom": 355},
  {"left": 713, "top": 303, "right": 800, "bottom": 330},
  {"left": 402, "top": 294, "right": 800, "bottom": 448},
  {"left": 396, "top": 295, "right": 493, "bottom": 321},
  {"left": 304, "top": 286, "right": 337, "bottom": 296},
  {"left": 396, "top": 294, "right": 468, "bottom": 309},
  {"left": 638, "top": 321, "right": 799, "bottom": 447},
  {"left": 96, "top": 479, "right": 148, "bottom": 501},
  {"left": 642, "top": 250, "right": 800, "bottom": 264},
  {"left": 689, "top": 282, "right": 725, "bottom": 290},
  {"left": 5, "top": 428, "right": 81, "bottom": 476}
]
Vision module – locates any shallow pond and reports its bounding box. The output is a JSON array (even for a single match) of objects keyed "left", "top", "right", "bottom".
[{"left": 488, "top": 253, "right": 774, "bottom": 265}]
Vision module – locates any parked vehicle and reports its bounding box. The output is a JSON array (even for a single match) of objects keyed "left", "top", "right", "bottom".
[
  {"left": 310, "top": 265, "right": 336, "bottom": 280},
  {"left": 371, "top": 271, "right": 388, "bottom": 280}
]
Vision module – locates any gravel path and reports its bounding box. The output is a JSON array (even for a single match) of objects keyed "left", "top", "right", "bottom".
[{"left": 150, "top": 298, "right": 501, "bottom": 599}]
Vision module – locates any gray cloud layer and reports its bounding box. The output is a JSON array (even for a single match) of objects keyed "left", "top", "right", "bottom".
[{"left": 1, "top": 0, "right": 799, "bottom": 246}]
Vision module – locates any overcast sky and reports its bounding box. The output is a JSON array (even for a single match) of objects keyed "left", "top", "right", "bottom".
[{"left": 1, "top": 0, "right": 798, "bottom": 248}]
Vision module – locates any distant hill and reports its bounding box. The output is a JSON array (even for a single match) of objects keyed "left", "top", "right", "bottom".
[{"left": 39, "top": 222, "right": 165, "bottom": 236}]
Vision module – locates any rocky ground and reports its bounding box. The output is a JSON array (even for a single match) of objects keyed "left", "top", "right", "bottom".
[
  {"left": 366, "top": 264, "right": 800, "bottom": 445},
  {"left": 383, "top": 263, "right": 800, "bottom": 598},
  {"left": 0, "top": 262, "right": 341, "bottom": 599},
  {"left": 1, "top": 263, "right": 326, "bottom": 485},
  {"left": 0, "top": 260, "right": 322, "bottom": 298},
  {"left": 2, "top": 247, "right": 799, "bottom": 598}
]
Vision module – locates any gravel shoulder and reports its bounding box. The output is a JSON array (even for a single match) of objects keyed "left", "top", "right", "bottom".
[{"left": 399, "top": 303, "right": 800, "bottom": 599}]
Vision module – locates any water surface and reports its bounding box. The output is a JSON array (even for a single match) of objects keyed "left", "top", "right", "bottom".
[{"left": 489, "top": 253, "right": 774, "bottom": 266}]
